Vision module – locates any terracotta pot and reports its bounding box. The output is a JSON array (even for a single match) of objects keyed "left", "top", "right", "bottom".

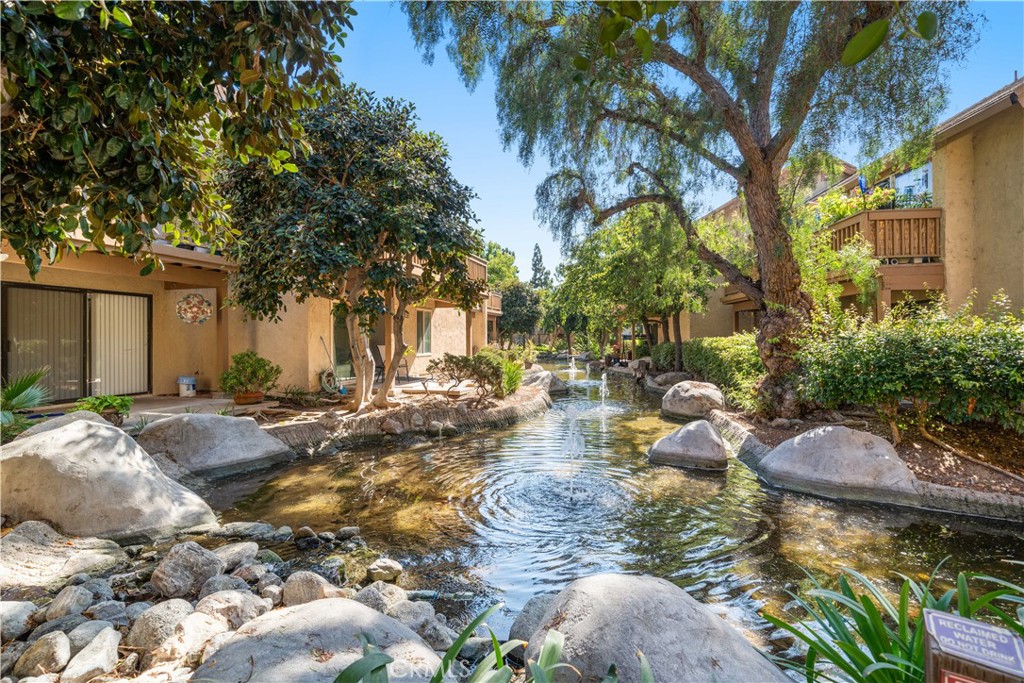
[
  {"left": 101, "top": 409, "right": 124, "bottom": 427},
  {"left": 233, "top": 391, "right": 264, "bottom": 405}
]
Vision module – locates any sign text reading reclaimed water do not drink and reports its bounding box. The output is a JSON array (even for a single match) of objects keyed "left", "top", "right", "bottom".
[{"left": 924, "top": 609, "right": 1024, "bottom": 682}]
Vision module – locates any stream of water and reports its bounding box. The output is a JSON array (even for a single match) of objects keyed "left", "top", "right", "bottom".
[{"left": 215, "top": 365, "right": 1024, "bottom": 644}]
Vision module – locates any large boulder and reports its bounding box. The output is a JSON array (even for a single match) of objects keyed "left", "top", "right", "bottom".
[
  {"left": 662, "top": 381, "right": 724, "bottom": 419},
  {"left": 12, "top": 631, "right": 70, "bottom": 679},
  {"left": 136, "top": 414, "right": 294, "bottom": 474},
  {"left": 0, "top": 421, "right": 215, "bottom": 543},
  {"left": 648, "top": 420, "right": 729, "bottom": 471},
  {"left": 509, "top": 593, "right": 557, "bottom": 643},
  {"left": 191, "top": 598, "right": 442, "bottom": 683},
  {"left": 757, "top": 426, "right": 917, "bottom": 500},
  {"left": 126, "top": 599, "right": 194, "bottom": 666},
  {"left": 14, "top": 411, "right": 108, "bottom": 440},
  {"left": 151, "top": 542, "right": 227, "bottom": 599},
  {"left": 522, "top": 369, "right": 569, "bottom": 395},
  {"left": 1, "top": 601, "right": 37, "bottom": 643},
  {"left": 525, "top": 574, "right": 788, "bottom": 683},
  {"left": 0, "top": 522, "right": 127, "bottom": 591},
  {"left": 60, "top": 626, "right": 120, "bottom": 683}
]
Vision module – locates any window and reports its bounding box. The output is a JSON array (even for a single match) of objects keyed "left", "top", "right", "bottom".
[{"left": 416, "top": 310, "right": 432, "bottom": 354}]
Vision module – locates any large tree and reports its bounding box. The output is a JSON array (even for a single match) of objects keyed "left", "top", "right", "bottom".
[
  {"left": 483, "top": 240, "right": 519, "bottom": 290},
  {"left": 530, "top": 243, "right": 552, "bottom": 289},
  {"left": 2, "top": 0, "right": 353, "bottom": 275},
  {"left": 222, "top": 85, "right": 483, "bottom": 412},
  {"left": 497, "top": 281, "right": 542, "bottom": 347},
  {"left": 404, "top": 1, "right": 976, "bottom": 416}
]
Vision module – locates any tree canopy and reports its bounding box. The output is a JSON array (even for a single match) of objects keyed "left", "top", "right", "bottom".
[
  {"left": 530, "top": 243, "right": 552, "bottom": 289},
  {"left": 403, "top": 0, "right": 977, "bottom": 416},
  {"left": 483, "top": 240, "right": 519, "bottom": 290},
  {"left": 497, "top": 281, "right": 542, "bottom": 346},
  {"left": 2, "top": 0, "right": 353, "bottom": 275},
  {"left": 222, "top": 85, "right": 483, "bottom": 410}
]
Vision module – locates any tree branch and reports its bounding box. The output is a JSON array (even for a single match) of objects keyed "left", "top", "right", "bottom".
[{"left": 751, "top": 2, "right": 798, "bottom": 147}]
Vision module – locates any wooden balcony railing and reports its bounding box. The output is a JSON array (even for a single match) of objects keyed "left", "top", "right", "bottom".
[
  {"left": 830, "top": 208, "right": 942, "bottom": 261},
  {"left": 410, "top": 254, "right": 489, "bottom": 283},
  {"left": 487, "top": 291, "right": 502, "bottom": 314}
]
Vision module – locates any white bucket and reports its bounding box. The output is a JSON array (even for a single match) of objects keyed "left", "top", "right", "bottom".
[{"left": 177, "top": 376, "right": 197, "bottom": 398}]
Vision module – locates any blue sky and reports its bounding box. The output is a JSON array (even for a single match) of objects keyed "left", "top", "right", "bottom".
[{"left": 339, "top": 1, "right": 1024, "bottom": 277}]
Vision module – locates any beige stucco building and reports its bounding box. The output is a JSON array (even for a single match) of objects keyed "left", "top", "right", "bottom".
[
  {"left": 671, "top": 77, "right": 1024, "bottom": 342},
  {"left": 1, "top": 240, "right": 500, "bottom": 402}
]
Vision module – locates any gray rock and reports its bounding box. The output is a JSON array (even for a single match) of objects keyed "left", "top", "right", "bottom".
[
  {"left": 367, "top": 558, "right": 403, "bottom": 582},
  {"left": 1, "top": 601, "right": 37, "bottom": 643},
  {"left": 654, "top": 371, "right": 693, "bottom": 387},
  {"left": 200, "top": 630, "right": 235, "bottom": 664},
  {"left": 208, "top": 522, "right": 276, "bottom": 540},
  {"left": 0, "top": 522, "right": 127, "bottom": 591},
  {"left": 509, "top": 593, "right": 557, "bottom": 643},
  {"left": 281, "top": 571, "right": 333, "bottom": 607},
  {"left": 386, "top": 600, "right": 434, "bottom": 631},
  {"left": 336, "top": 526, "right": 360, "bottom": 540},
  {"left": 366, "top": 582, "right": 407, "bottom": 611},
  {"left": 459, "top": 637, "right": 494, "bottom": 662},
  {"left": 13, "top": 631, "right": 70, "bottom": 679},
  {"left": 758, "top": 426, "right": 917, "bottom": 500},
  {"left": 59, "top": 626, "right": 120, "bottom": 683},
  {"left": 17, "top": 675, "right": 60, "bottom": 683},
  {"left": 260, "top": 585, "right": 283, "bottom": 606},
  {"left": 381, "top": 418, "right": 404, "bottom": 435},
  {"left": 149, "top": 611, "right": 229, "bottom": 668},
  {"left": 125, "top": 601, "right": 152, "bottom": 625},
  {"left": 269, "top": 526, "right": 293, "bottom": 543},
  {"left": 66, "top": 574, "right": 90, "bottom": 586},
  {"left": 27, "top": 615, "right": 87, "bottom": 642},
  {"left": 648, "top": 420, "right": 729, "bottom": 471},
  {"left": 524, "top": 574, "right": 788, "bottom": 682},
  {"left": 255, "top": 549, "right": 284, "bottom": 564},
  {"left": 195, "top": 590, "right": 270, "bottom": 629},
  {"left": 13, "top": 411, "right": 108, "bottom": 440},
  {"left": 189, "top": 598, "right": 441, "bottom": 683},
  {"left": 44, "top": 586, "right": 93, "bottom": 622},
  {"left": 199, "top": 575, "right": 251, "bottom": 600},
  {"left": 1, "top": 641, "right": 29, "bottom": 677},
  {"left": 522, "top": 370, "right": 569, "bottom": 395},
  {"left": 418, "top": 618, "right": 457, "bottom": 651},
  {"left": 136, "top": 414, "right": 293, "bottom": 474},
  {"left": 232, "top": 561, "right": 267, "bottom": 584},
  {"left": 255, "top": 573, "right": 283, "bottom": 592},
  {"left": 295, "top": 526, "right": 317, "bottom": 539},
  {"left": 151, "top": 541, "right": 226, "bottom": 598},
  {"left": 125, "top": 599, "right": 193, "bottom": 658},
  {"left": 84, "top": 601, "right": 128, "bottom": 628},
  {"left": 353, "top": 585, "right": 388, "bottom": 613},
  {"left": 66, "top": 620, "right": 112, "bottom": 658},
  {"left": 213, "top": 542, "right": 259, "bottom": 572},
  {"left": 77, "top": 578, "right": 113, "bottom": 603},
  {"left": 0, "top": 421, "right": 216, "bottom": 543},
  {"left": 662, "top": 381, "right": 725, "bottom": 419}
]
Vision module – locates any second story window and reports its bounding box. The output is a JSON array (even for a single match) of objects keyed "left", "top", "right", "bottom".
[{"left": 416, "top": 310, "right": 432, "bottom": 354}]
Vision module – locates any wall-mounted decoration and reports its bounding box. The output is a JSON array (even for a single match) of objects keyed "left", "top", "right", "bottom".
[{"left": 176, "top": 293, "right": 212, "bottom": 325}]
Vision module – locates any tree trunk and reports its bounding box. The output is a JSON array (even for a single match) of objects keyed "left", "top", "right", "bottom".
[
  {"left": 372, "top": 301, "right": 408, "bottom": 409},
  {"left": 744, "top": 172, "right": 813, "bottom": 418},
  {"left": 566, "top": 330, "right": 573, "bottom": 356},
  {"left": 346, "top": 312, "right": 375, "bottom": 413},
  {"left": 660, "top": 315, "right": 669, "bottom": 343},
  {"left": 599, "top": 330, "right": 608, "bottom": 357},
  {"left": 672, "top": 312, "right": 682, "bottom": 372},
  {"left": 630, "top": 322, "right": 636, "bottom": 360}
]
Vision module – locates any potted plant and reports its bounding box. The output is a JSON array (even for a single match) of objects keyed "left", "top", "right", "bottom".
[
  {"left": 220, "top": 351, "right": 282, "bottom": 405},
  {"left": 71, "top": 395, "right": 134, "bottom": 427},
  {"left": 522, "top": 340, "right": 538, "bottom": 369}
]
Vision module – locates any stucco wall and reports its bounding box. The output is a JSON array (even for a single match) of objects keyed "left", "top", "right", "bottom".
[
  {"left": 402, "top": 303, "right": 473, "bottom": 376},
  {"left": 2, "top": 258, "right": 220, "bottom": 395},
  {"left": 687, "top": 280, "right": 735, "bottom": 339},
  {"left": 934, "top": 105, "right": 1024, "bottom": 310}
]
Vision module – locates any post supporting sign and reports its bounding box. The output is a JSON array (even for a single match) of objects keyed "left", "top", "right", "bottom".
[{"left": 924, "top": 609, "right": 1024, "bottom": 683}]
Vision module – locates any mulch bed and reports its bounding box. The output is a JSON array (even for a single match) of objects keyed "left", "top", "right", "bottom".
[{"left": 737, "top": 412, "right": 1024, "bottom": 498}]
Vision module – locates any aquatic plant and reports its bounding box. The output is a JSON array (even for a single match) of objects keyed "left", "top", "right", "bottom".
[{"left": 763, "top": 560, "right": 1024, "bottom": 683}]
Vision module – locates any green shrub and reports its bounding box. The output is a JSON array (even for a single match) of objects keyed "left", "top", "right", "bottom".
[
  {"left": 502, "top": 358, "right": 522, "bottom": 397},
  {"left": 220, "top": 351, "right": 283, "bottom": 395},
  {"left": 71, "top": 394, "right": 134, "bottom": 426},
  {"left": 427, "top": 352, "right": 504, "bottom": 407},
  {"left": 679, "top": 334, "right": 765, "bottom": 409},
  {"left": 800, "top": 296, "right": 1024, "bottom": 444},
  {"left": 1, "top": 367, "right": 52, "bottom": 440},
  {"left": 651, "top": 342, "right": 676, "bottom": 371},
  {"left": 764, "top": 561, "right": 1024, "bottom": 683}
]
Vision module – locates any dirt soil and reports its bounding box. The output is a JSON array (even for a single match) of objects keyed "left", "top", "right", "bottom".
[{"left": 739, "top": 412, "right": 1024, "bottom": 497}]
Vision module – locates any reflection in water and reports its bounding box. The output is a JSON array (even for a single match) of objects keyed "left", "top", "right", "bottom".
[{"left": 218, "top": 366, "right": 1024, "bottom": 641}]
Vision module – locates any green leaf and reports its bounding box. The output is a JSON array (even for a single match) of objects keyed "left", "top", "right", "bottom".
[
  {"left": 282, "top": 163, "right": 299, "bottom": 173},
  {"left": 601, "top": 664, "right": 618, "bottom": 683},
  {"left": 332, "top": 652, "right": 394, "bottom": 683},
  {"left": 841, "top": 18, "right": 890, "bottom": 66},
  {"left": 111, "top": 6, "right": 132, "bottom": 26},
  {"left": 618, "top": 1, "right": 643, "bottom": 21},
  {"left": 638, "top": 651, "right": 655, "bottom": 683},
  {"left": 430, "top": 603, "right": 503, "bottom": 683},
  {"left": 240, "top": 69, "right": 260, "bottom": 85},
  {"left": 466, "top": 640, "right": 526, "bottom": 683},
  {"left": 139, "top": 260, "right": 157, "bottom": 276},
  {"left": 916, "top": 11, "right": 938, "bottom": 40},
  {"left": 634, "top": 27, "right": 653, "bottom": 61},
  {"left": 572, "top": 55, "right": 591, "bottom": 71},
  {"left": 598, "top": 16, "right": 628, "bottom": 45},
  {"left": 53, "top": 1, "right": 87, "bottom": 21},
  {"left": 655, "top": 18, "right": 668, "bottom": 41}
]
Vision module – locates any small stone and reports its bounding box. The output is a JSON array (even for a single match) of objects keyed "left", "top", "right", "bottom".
[
  {"left": 769, "top": 417, "right": 792, "bottom": 429},
  {"left": 255, "top": 549, "right": 284, "bottom": 564},
  {"left": 78, "top": 578, "right": 113, "bottom": 603},
  {"left": 83, "top": 601, "right": 127, "bottom": 628},
  {"left": 212, "top": 542, "right": 259, "bottom": 572},
  {"left": 231, "top": 560, "right": 267, "bottom": 584},
  {"left": 366, "top": 581, "right": 407, "bottom": 610},
  {"left": 260, "top": 585, "right": 283, "bottom": 606},
  {"left": 417, "top": 618, "right": 457, "bottom": 651},
  {"left": 255, "top": 573, "right": 283, "bottom": 592},
  {"left": 200, "top": 631, "right": 235, "bottom": 664},
  {"left": 44, "top": 585, "right": 94, "bottom": 621},
  {"left": 28, "top": 615, "right": 87, "bottom": 642},
  {"left": 125, "top": 599, "right": 193, "bottom": 657},
  {"left": 13, "top": 631, "right": 70, "bottom": 679},
  {"left": 295, "top": 526, "right": 318, "bottom": 540},
  {"left": 66, "top": 574, "right": 90, "bottom": 587},
  {"left": 354, "top": 586, "right": 388, "bottom": 613},
  {"left": 367, "top": 558, "right": 403, "bottom": 582},
  {"left": 428, "top": 420, "right": 444, "bottom": 435},
  {"left": 199, "top": 574, "right": 251, "bottom": 600},
  {"left": 148, "top": 612, "right": 229, "bottom": 668},
  {"left": 386, "top": 600, "right": 434, "bottom": 630},
  {"left": 317, "top": 531, "right": 337, "bottom": 542},
  {"left": 336, "top": 526, "right": 360, "bottom": 540},
  {"left": 381, "top": 418, "right": 404, "bottom": 435},
  {"left": 67, "top": 620, "right": 113, "bottom": 658},
  {"left": 294, "top": 536, "right": 321, "bottom": 551},
  {"left": 1, "top": 601, "right": 37, "bottom": 643},
  {"left": 151, "top": 541, "right": 226, "bottom": 598},
  {"left": 195, "top": 590, "right": 269, "bottom": 629},
  {"left": 1, "top": 641, "right": 29, "bottom": 677},
  {"left": 269, "top": 526, "right": 293, "bottom": 543},
  {"left": 125, "top": 601, "right": 152, "bottom": 625},
  {"left": 281, "top": 571, "right": 333, "bottom": 607},
  {"left": 60, "top": 627, "right": 120, "bottom": 683},
  {"left": 208, "top": 522, "right": 276, "bottom": 540},
  {"left": 460, "top": 636, "right": 494, "bottom": 662}
]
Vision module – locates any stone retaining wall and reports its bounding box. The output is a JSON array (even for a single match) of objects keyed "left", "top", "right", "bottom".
[
  {"left": 265, "top": 387, "right": 552, "bottom": 456},
  {"left": 708, "top": 410, "right": 1024, "bottom": 523}
]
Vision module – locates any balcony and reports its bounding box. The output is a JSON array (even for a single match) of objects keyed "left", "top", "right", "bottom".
[
  {"left": 830, "top": 208, "right": 942, "bottom": 263},
  {"left": 487, "top": 290, "right": 502, "bottom": 315}
]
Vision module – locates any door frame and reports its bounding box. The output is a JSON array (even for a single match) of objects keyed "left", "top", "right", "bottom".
[{"left": 1, "top": 282, "right": 153, "bottom": 401}]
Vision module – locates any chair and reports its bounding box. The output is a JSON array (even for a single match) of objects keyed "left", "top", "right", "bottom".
[{"left": 373, "top": 345, "right": 410, "bottom": 382}]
